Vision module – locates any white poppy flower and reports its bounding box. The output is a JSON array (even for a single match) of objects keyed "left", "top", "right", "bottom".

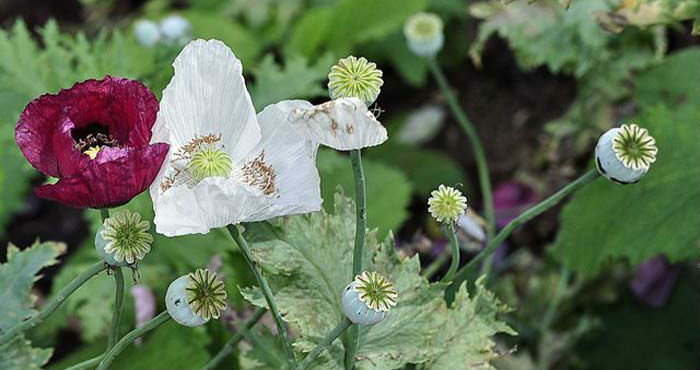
[
  {"left": 149, "top": 39, "right": 322, "bottom": 236},
  {"left": 287, "top": 97, "right": 388, "bottom": 151}
]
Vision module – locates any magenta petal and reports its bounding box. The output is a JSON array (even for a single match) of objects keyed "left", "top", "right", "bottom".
[
  {"left": 35, "top": 143, "right": 169, "bottom": 208},
  {"left": 15, "top": 91, "right": 64, "bottom": 177},
  {"left": 52, "top": 116, "right": 90, "bottom": 177}
]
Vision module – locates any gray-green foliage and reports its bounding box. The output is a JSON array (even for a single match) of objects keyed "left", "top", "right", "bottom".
[
  {"left": 0, "top": 241, "right": 64, "bottom": 368},
  {"left": 240, "top": 193, "right": 514, "bottom": 370},
  {"left": 552, "top": 49, "right": 700, "bottom": 276}
]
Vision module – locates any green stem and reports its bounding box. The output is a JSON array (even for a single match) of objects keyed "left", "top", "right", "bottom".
[
  {"left": 107, "top": 267, "right": 124, "bottom": 349},
  {"left": 450, "top": 169, "right": 599, "bottom": 288},
  {"left": 96, "top": 311, "right": 171, "bottom": 370},
  {"left": 64, "top": 356, "right": 101, "bottom": 370},
  {"left": 226, "top": 225, "right": 297, "bottom": 368},
  {"left": 298, "top": 318, "right": 353, "bottom": 370},
  {"left": 100, "top": 208, "right": 110, "bottom": 222},
  {"left": 427, "top": 58, "right": 495, "bottom": 239},
  {"left": 440, "top": 223, "right": 461, "bottom": 282},
  {"left": 201, "top": 308, "right": 267, "bottom": 370},
  {"left": 345, "top": 149, "right": 367, "bottom": 370},
  {"left": 0, "top": 261, "right": 107, "bottom": 346}
]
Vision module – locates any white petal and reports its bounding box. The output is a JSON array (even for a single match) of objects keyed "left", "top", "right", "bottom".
[
  {"left": 150, "top": 39, "right": 260, "bottom": 161},
  {"left": 153, "top": 177, "right": 261, "bottom": 237},
  {"left": 287, "top": 97, "right": 388, "bottom": 151},
  {"left": 238, "top": 100, "right": 323, "bottom": 222}
]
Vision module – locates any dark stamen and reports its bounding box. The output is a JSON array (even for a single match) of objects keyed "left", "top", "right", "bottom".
[{"left": 72, "top": 123, "right": 118, "bottom": 152}]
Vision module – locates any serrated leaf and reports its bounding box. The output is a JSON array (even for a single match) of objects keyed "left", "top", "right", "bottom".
[
  {"left": 241, "top": 193, "right": 513, "bottom": 369},
  {"left": 426, "top": 277, "right": 516, "bottom": 370},
  {"left": 317, "top": 150, "right": 413, "bottom": 238},
  {"left": 551, "top": 50, "right": 700, "bottom": 277},
  {"left": 0, "top": 333, "right": 52, "bottom": 370},
  {"left": 238, "top": 328, "right": 289, "bottom": 370},
  {"left": 249, "top": 53, "right": 333, "bottom": 110},
  {"left": 0, "top": 241, "right": 66, "bottom": 331}
]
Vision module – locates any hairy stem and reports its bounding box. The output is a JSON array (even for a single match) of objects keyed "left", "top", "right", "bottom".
[
  {"left": 298, "top": 318, "right": 353, "bottom": 370},
  {"left": 441, "top": 223, "right": 461, "bottom": 282},
  {"left": 428, "top": 58, "right": 495, "bottom": 239},
  {"left": 345, "top": 149, "right": 367, "bottom": 370},
  {"left": 226, "top": 225, "right": 297, "bottom": 368},
  {"left": 201, "top": 308, "right": 267, "bottom": 370},
  {"left": 450, "top": 169, "right": 600, "bottom": 289},
  {"left": 96, "top": 311, "right": 171, "bottom": 370},
  {"left": 0, "top": 261, "right": 107, "bottom": 346},
  {"left": 64, "top": 356, "right": 101, "bottom": 370}
]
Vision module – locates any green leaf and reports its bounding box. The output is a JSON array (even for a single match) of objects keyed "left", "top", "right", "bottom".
[
  {"left": 0, "top": 333, "right": 52, "bottom": 370},
  {"left": 241, "top": 193, "right": 513, "bottom": 369},
  {"left": 426, "top": 277, "right": 516, "bottom": 370},
  {"left": 0, "top": 241, "right": 66, "bottom": 331},
  {"left": 285, "top": 6, "right": 335, "bottom": 58},
  {"left": 551, "top": 49, "right": 700, "bottom": 277},
  {"left": 238, "top": 328, "right": 289, "bottom": 370},
  {"left": 317, "top": 150, "right": 413, "bottom": 237},
  {"left": 184, "top": 11, "right": 263, "bottom": 67},
  {"left": 249, "top": 53, "right": 333, "bottom": 111},
  {"left": 326, "top": 0, "right": 429, "bottom": 52}
]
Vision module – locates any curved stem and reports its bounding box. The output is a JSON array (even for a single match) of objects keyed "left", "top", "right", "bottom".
[
  {"left": 64, "top": 356, "right": 101, "bottom": 370},
  {"left": 100, "top": 209, "right": 110, "bottom": 222},
  {"left": 96, "top": 311, "right": 171, "bottom": 370},
  {"left": 0, "top": 261, "right": 107, "bottom": 346},
  {"left": 427, "top": 58, "right": 495, "bottom": 239},
  {"left": 345, "top": 149, "right": 367, "bottom": 370},
  {"left": 298, "top": 318, "right": 353, "bottom": 370},
  {"left": 423, "top": 251, "right": 451, "bottom": 279},
  {"left": 201, "top": 308, "right": 267, "bottom": 370},
  {"left": 226, "top": 225, "right": 297, "bottom": 368},
  {"left": 107, "top": 267, "right": 124, "bottom": 349},
  {"left": 440, "top": 223, "right": 461, "bottom": 282},
  {"left": 451, "top": 169, "right": 599, "bottom": 288}
]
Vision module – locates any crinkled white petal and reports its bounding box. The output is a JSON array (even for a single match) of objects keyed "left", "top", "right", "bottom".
[
  {"left": 150, "top": 39, "right": 260, "bottom": 161},
  {"left": 287, "top": 97, "right": 388, "bottom": 151},
  {"left": 239, "top": 100, "right": 323, "bottom": 222}
]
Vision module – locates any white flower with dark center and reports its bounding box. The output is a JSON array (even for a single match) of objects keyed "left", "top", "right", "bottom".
[
  {"left": 595, "top": 123, "right": 658, "bottom": 184},
  {"left": 98, "top": 210, "right": 153, "bottom": 265},
  {"left": 328, "top": 56, "right": 384, "bottom": 106},
  {"left": 404, "top": 12, "right": 445, "bottom": 57},
  {"left": 150, "top": 39, "right": 322, "bottom": 236},
  {"left": 428, "top": 185, "right": 468, "bottom": 224}
]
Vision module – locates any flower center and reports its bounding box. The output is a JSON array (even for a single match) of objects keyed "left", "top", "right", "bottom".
[
  {"left": 354, "top": 271, "right": 398, "bottom": 312},
  {"left": 185, "top": 269, "right": 227, "bottom": 319},
  {"left": 612, "top": 124, "right": 658, "bottom": 171},
  {"left": 72, "top": 123, "right": 118, "bottom": 159},
  {"left": 189, "top": 148, "right": 233, "bottom": 182},
  {"left": 101, "top": 210, "right": 153, "bottom": 264}
]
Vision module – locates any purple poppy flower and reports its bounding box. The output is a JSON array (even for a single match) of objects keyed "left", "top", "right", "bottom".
[
  {"left": 493, "top": 182, "right": 538, "bottom": 228},
  {"left": 630, "top": 255, "right": 680, "bottom": 308},
  {"left": 15, "top": 76, "right": 169, "bottom": 208}
]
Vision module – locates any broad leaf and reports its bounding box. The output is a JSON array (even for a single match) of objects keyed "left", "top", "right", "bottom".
[
  {"left": 241, "top": 194, "right": 513, "bottom": 369},
  {"left": 0, "top": 333, "right": 52, "bottom": 370},
  {"left": 0, "top": 241, "right": 65, "bottom": 331},
  {"left": 551, "top": 49, "right": 700, "bottom": 276}
]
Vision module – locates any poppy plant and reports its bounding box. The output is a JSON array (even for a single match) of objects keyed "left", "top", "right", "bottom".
[{"left": 15, "top": 76, "right": 169, "bottom": 208}]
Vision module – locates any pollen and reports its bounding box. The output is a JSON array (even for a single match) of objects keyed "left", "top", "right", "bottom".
[
  {"left": 241, "top": 151, "right": 277, "bottom": 196},
  {"left": 185, "top": 268, "right": 227, "bottom": 320},
  {"left": 84, "top": 146, "right": 102, "bottom": 159}
]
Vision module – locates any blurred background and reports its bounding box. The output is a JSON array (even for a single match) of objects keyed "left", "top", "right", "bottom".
[{"left": 0, "top": 0, "right": 698, "bottom": 369}]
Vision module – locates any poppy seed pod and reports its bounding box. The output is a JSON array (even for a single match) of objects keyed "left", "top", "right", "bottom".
[
  {"left": 94, "top": 210, "right": 152, "bottom": 266},
  {"left": 341, "top": 271, "right": 397, "bottom": 326},
  {"left": 403, "top": 12, "right": 445, "bottom": 57},
  {"left": 595, "top": 124, "right": 657, "bottom": 184},
  {"left": 166, "top": 269, "right": 227, "bottom": 327}
]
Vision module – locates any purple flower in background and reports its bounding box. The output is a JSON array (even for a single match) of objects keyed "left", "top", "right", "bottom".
[
  {"left": 493, "top": 182, "right": 538, "bottom": 228},
  {"left": 629, "top": 255, "right": 680, "bottom": 308},
  {"left": 131, "top": 285, "right": 156, "bottom": 331}
]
